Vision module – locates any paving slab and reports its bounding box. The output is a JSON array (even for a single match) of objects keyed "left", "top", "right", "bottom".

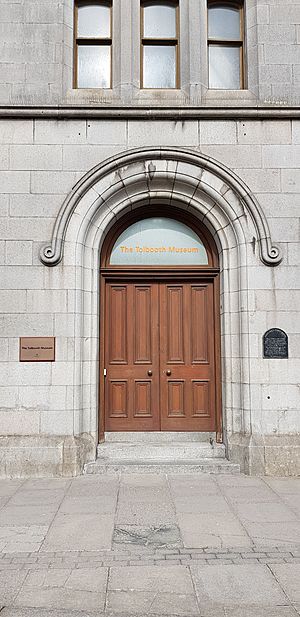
[
  {"left": 0, "top": 570, "right": 28, "bottom": 605},
  {"left": 59, "top": 495, "right": 117, "bottom": 515},
  {"left": 218, "top": 484, "right": 281, "bottom": 503},
  {"left": 8, "top": 489, "right": 65, "bottom": 507},
  {"left": 234, "top": 502, "right": 298, "bottom": 523},
  {"left": 224, "top": 609, "right": 298, "bottom": 616},
  {"left": 121, "top": 473, "right": 169, "bottom": 487},
  {"left": 116, "top": 501, "right": 176, "bottom": 525},
  {"left": 107, "top": 564, "right": 198, "bottom": 615},
  {"left": 22, "top": 479, "right": 72, "bottom": 491},
  {"left": 244, "top": 521, "right": 300, "bottom": 547},
  {"left": 118, "top": 485, "right": 171, "bottom": 503},
  {"left": 0, "top": 525, "right": 48, "bottom": 553},
  {"left": 0, "top": 505, "right": 58, "bottom": 526},
  {"left": 263, "top": 478, "right": 300, "bottom": 495},
  {"left": 190, "top": 563, "right": 287, "bottom": 608},
  {"left": 40, "top": 512, "right": 114, "bottom": 552},
  {"left": 172, "top": 494, "right": 232, "bottom": 514},
  {"left": 116, "top": 474, "right": 175, "bottom": 526},
  {"left": 14, "top": 567, "right": 108, "bottom": 612},
  {"left": 109, "top": 564, "right": 194, "bottom": 593},
  {"left": 0, "top": 496, "right": 11, "bottom": 509},
  {"left": 67, "top": 475, "right": 119, "bottom": 498},
  {"left": 0, "top": 480, "right": 24, "bottom": 497},
  {"left": 106, "top": 589, "right": 200, "bottom": 615},
  {"left": 217, "top": 475, "right": 264, "bottom": 486},
  {"left": 0, "top": 473, "right": 299, "bottom": 616},
  {"left": 1, "top": 610, "right": 99, "bottom": 617},
  {"left": 275, "top": 494, "right": 300, "bottom": 519},
  {"left": 268, "top": 564, "right": 300, "bottom": 603},
  {"left": 168, "top": 474, "right": 220, "bottom": 496},
  {"left": 177, "top": 512, "right": 252, "bottom": 548}
]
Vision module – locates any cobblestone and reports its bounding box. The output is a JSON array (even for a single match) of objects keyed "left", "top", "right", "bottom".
[{"left": 0, "top": 546, "right": 297, "bottom": 570}]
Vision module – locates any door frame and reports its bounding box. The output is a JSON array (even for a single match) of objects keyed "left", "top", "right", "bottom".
[{"left": 99, "top": 207, "right": 222, "bottom": 442}]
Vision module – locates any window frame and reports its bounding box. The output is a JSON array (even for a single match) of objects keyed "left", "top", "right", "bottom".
[
  {"left": 74, "top": 0, "right": 113, "bottom": 89},
  {"left": 140, "top": 0, "right": 180, "bottom": 90},
  {"left": 207, "top": 0, "right": 245, "bottom": 90}
]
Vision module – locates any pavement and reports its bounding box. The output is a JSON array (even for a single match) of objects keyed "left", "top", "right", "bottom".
[{"left": 0, "top": 472, "right": 299, "bottom": 616}]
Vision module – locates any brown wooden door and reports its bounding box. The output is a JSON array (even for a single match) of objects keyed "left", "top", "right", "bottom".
[
  {"left": 159, "top": 283, "right": 215, "bottom": 431},
  {"left": 104, "top": 280, "right": 217, "bottom": 432},
  {"left": 105, "top": 283, "right": 160, "bottom": 431}
]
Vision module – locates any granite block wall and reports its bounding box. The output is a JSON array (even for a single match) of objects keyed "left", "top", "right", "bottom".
[{"left": 0, "top": 117, "right": 299, "bottom": 475}]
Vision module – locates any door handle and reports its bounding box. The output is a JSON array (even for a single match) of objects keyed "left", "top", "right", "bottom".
[
  {"left": 166, "top": 369, "right": 172, "bottom": 376},
  {"left": 147, "top": 370, "right": 153, "bottom": 376}
]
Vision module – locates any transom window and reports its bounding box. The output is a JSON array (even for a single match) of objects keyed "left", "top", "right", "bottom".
[
  {"left": 74, "top": 1, "right": 112, "bottom": 88},
  {"left": 141, "top": 1, "right": 179, "bottom": 89},
  {"left": 208, "top": 1, "right": 244, "bottom": 89},
  {"left": 110, "top": 218, "right": 209, "bottom": 265}
]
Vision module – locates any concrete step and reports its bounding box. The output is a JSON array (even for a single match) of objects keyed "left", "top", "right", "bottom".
[
  {"left": 97, "top": 441, "right": 226, "bottom": 461},
  {"left": 84, "top": 458, "right": 240, "bottom": 475}
]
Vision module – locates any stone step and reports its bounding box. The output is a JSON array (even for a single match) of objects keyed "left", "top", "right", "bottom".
[
  {"left": 84, "top": 459, "right": 240, "bottom": 475},
  {"left": 87, "top": 436, "right": 240, "bottom": 475},
  {"left": 97, "top": 441, "right": 226, "bottom": 461},
  {"left": 104, "top": 432, "right": 215, "bottom": 443}
]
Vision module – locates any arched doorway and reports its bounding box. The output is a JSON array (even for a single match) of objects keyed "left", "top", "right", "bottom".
[
  {"left": 99, "top": 206, "right": 222, "bottom": 441},
  {"left": 40, "top": 147, "right": 282, "bottom": 474}
]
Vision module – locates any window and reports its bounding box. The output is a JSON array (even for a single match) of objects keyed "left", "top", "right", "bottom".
[
  {"left": 208, "top": 1, "right": 244, "bottom": 89},
  {"left": 141, "top": 1, "right": 179, "bottom": 89},
  {"left": 74, "top": 1, "right": 112, "bottom": 88},
  {"left": 110, "top": 218, "right": 209, "bottom": 265}
]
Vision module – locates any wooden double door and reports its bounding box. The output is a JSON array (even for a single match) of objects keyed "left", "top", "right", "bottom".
[{"left": 103, "top": 278, "right": 219, "bottom": 432}]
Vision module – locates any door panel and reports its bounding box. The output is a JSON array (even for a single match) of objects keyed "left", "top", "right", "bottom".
[
  {"left": 191, "top": 286, "right": 208, "bottom": 363},
  {"left": 168, "top": 380, "right": 185, "bottom": 417},
  {"left": 109, "top": 286, "right": 128, "bottom": 364},
  {"left": 166, "top": 286, "right": 184, "bottom": 363},
  {"left": 192, "top": 380, "right": 210, "bottom": 417},
  {"left": 104, "top": 280, "right": 216, "bottom": 432},
  {"left": 109, "top": 381, "right": 128, "bottom": 418},
  {"left": 160, "top": 283, "right": 215, "bottom": 431},
  {"left": 134, "top": 286, "right": 152, "bottom": 364},
  {"left": 105, "top": 283, "right": 160, "bottom": 430},
  {"left": 134, "top": 380, "right": 152, "bottom": 417}
]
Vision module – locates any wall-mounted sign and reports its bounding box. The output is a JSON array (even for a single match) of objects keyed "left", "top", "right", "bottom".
[
  {"left": 20, "top": 337, "right": 56, "bottom": 362},
  {"left": 263, "top": 329, "right": 288, "bottom": 359},
  {"left": 110, "top": 217, "right": 209, "bottom": 266}
]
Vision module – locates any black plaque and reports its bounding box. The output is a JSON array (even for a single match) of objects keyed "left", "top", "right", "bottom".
[{"left": 263, "top": 329, "right": 288, "bottom": 359}]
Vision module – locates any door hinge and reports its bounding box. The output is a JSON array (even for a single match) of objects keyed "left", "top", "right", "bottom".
[{"left": 104, "top": 368, "right": 107, "bottom": 377}]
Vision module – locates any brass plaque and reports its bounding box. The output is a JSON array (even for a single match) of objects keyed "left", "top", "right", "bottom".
[{"left": 20, "top": 337, "right": 55, "bottom": 362}]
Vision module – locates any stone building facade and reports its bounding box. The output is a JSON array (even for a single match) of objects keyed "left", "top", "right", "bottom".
[{"left": 0, "top": 0, "right": 299, "bottom": 477}]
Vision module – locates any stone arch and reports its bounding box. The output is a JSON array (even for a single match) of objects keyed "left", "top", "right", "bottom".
[
  {"left": 39, "top": 147, "right": 282, "bottom": 472},
  {"left": 41, "top": 147, "right": 281, "bottom": 268}
]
